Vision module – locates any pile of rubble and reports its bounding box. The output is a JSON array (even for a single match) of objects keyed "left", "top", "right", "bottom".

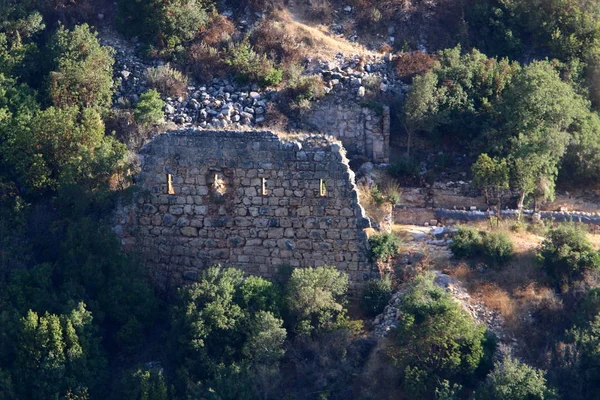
[
  {"left": 101, "top": 33, "right": 271, "bottom": 129},
  {"left": 309, "top": 53, "right": 408, "bottom": 99}
]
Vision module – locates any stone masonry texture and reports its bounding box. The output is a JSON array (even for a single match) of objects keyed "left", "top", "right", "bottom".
[{"left": 115, "top": 129, "right": 374, "bottom": 293}]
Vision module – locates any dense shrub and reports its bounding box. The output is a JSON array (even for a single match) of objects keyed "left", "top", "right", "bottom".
[
  {"left": 134, "top": 89, "right": 164, "bottom": 126},
  {"left": 481, "top": 231, "right": 513, "bottom": 267},
  {"left": 450, "top": 226, "right": 483, "bottom": 259},
  {"left": 285, "top": 266, "right": 349, "bottom": 335},
  {"left": 361, "top": 276, "right": 393, "bottom": 317},
  {"left": 48, "top": 24, "right": 115, "bottom": 111},
  {"left": 395, "top": 274, "right": 491, "bottom": 396},
  {"left": 474, "top": 356, "right": 555, "bottom": 400},
  {"left": 117, "top": 0, "right": 212, "bottom": 49},
  {"left": 145, "top": 64, "right": 188, "bottom": 98},
  {"left": 538, "top": 225, "right": 600, "bottom": 290},
  {"left": 369, "top": 232, "right": 401, "bottom": 262},
  {"left": 226, "top": 39, "right": 283, "bottom": 87}
]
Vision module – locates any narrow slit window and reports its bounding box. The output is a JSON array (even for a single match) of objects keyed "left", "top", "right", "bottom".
[
  {"left": 320, "top": 179, "right": 327, "bottom": 197},
  {"left": 261, "top": 178, "right": 268, "bottom": 196},
  {"left": 167, "top": 174, "right": 175, "bottom": 195}
]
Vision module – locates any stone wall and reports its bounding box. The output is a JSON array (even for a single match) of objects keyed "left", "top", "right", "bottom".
[
  {"left": 303, "top": 95, "right": 390, "bottom": 164},
  {"left": 115, "top": 129, "right": 374, "bottom": 293}
]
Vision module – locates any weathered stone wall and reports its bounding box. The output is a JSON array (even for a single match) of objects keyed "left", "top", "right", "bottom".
[
  {"left": 115, "top": 129, "right": 374, "bottom": 293},
  {"left": 304, "top": 96, "right": 390, "bottom": 163}
]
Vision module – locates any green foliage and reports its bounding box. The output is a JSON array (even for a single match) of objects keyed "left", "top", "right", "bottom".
[
  {"left": 538, "top": 225, "right": 600, "bottom": 290},
  {"left": 481, "top": 231, "right": 513, "bottom": 267},
  {"left": 474, "top": 356, "right": 556, "bottom": 400},
  {"left": 503, "top": 61, "right": 590, "bottom": 205},
  {"left": 403, "top": 46, "right": 520, "bottom": 149},
  {"left": 285, "top": 266, "right": 349, "bottom": 335},
  {"left": 549, "top": 314, "right": 600, "bottom": 400},
  {"left": 120, "top": 367, "right": 169, "bottom": 400},
  {"left": 135, "top": 89, "right": 164, "bottom": 126},
  {"left": 170, "top": 266, "right": 285, "bottom": 396},
  {"left": 394, "top": 273, "right": 489, "bottom": 395},
  {"left": 472, "top": 154, "right": 509, "bottom": 202},
  {"left": 226, "top": 39, "right": 283, "bottom": 87},
  {"left": 0, "top": 303, "right": 107, "bottom": 400},
  {"left": 361, "top": 276, "right": 393, "bottom": 317},
  {"left": 450, "top": 226, "right": 483, "bottom": 259},
  {"left": 48, "top": 24, "right": 115, "bottom": 111},
  {"left": 117, "top": 0, "right": 213, "bottom": 50},
  {"left": 369, "top": 232, "right": 401, "bottom": 262}
]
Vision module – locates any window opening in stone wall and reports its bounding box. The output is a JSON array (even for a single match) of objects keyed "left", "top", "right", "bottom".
[
  {"left": 262, "top": 178, "right": 268, "bottom": 196},
  {"left": 213, "top": 173, "right": 227, "bottom": 195},
  {"left": 320, "top": 179, "right": 327, "bottom": 197},
  {"left": 166, "top": 174, "right": 175, "bottom": 195}
]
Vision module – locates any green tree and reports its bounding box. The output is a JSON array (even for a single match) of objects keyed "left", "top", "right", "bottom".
[
  {"left": 48, "top": 24, "right": 115, "bottom": 111},
  {"left": 402, "top": 46, "right": 520, "bottom": 150},
  {"left": 475, "top": 355, "right": 556, "bottom": 400},
  {"left": 549, "top": 314, "right": 600, "bottom": 400},
  {"left": 170, "top": 266, "right": 285, "bottom": 397},
  {"left": 285, "top": 266, "right": 349, "bottom": 335},
  {"left": 117, "top": 0, "right": 212, "bottom": 49},
  {"left": 471, "top": 154, "right": 509, "bottom": 208},
  {"left": 538, "top": 224, "right": 600, "bottom": 291},
  {"left": 5, "top": 303, "right": 106, "bottom": 400},
  {"left": 394, "top": 274, "right": 489, "bottom": 395},
  {"left": 134, "top": 89, "right": 164, "bottom": 126},
  {"left": 121, "top": 367, "right": 169, "bottom": 400}
]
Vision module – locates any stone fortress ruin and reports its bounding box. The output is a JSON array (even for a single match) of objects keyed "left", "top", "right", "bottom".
[{"left": 115, "top": 129, "right": 375, "bottom": 293}]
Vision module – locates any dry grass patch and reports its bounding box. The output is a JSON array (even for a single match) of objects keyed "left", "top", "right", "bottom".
[{"left": 255, "top": 9, "right": 376, "bottom": 61}]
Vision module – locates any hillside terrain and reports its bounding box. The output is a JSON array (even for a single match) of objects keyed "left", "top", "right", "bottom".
[{"left": 2, "top": 0, "right": 600, "bottom": 399}]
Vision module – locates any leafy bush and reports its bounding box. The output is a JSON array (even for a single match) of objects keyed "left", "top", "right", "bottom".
[
  {"left": 450, "top": 226, "right": 483, "bottom": 259},
  {"left": 48, "top": 24, "right": 115, "bottom": 111},
  {"left": 285, "top": 266, "right": 349, "bottom": 335},
  {"left": 226, "top": 39, "right": 283, "bottom": 87},
  {"left": 481, "top": 231, "right": 513, "bottom": 266},
  {"left": 117, "top": 0, "right": 212, "bottom": 49},
  {"left": 361, "top": 276, "right": 393, "bottom": 317},
  {"left": 120, "top": 367, "right": 169, "bottom": 400},
  {"left": 538, "top": 225, "right": 600, "bottom": 290},
  {"left": 369, "top": 232, "right": 401, "bottom": 262},
  {"left": 135, "top": 89, "right": 164, "bottom": 126},
  {"left": 395, "top": 274, "right": 490, "bottom": 396},
  {"left": 474, "top": 356, "right": 556, "bottom": 400},
  {"left": 145, "top": 64, "right": 188, "bottom": 98}
]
